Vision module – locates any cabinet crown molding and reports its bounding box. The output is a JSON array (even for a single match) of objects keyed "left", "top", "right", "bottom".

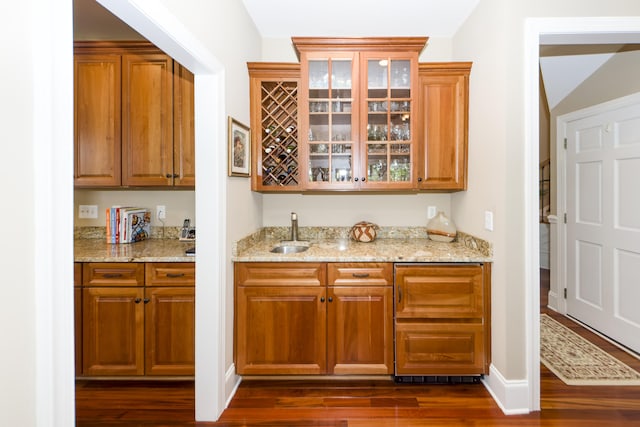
[{"left": 292, "top": 36, "right": 428, "bottom": 54}]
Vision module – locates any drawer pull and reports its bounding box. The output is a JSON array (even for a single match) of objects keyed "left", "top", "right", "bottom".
[
  {"left": 134, "top": 297, "right": 142, "bottom": 304},
  {"left": 166, "top": 273, "right": 185, "bottom": 278},
  {"left": 352, "top": 273, "right": 370, "bottom": 278},
  {"left": 103, "top": 273, "right": 123, "bottom": 278},
  {"left": 144, "top": 298, "right": 150, "bottom": 304}
]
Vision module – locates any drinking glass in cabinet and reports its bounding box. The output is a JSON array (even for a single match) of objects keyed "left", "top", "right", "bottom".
[
  {"left": 389, "top": 158, "right": 410, "bottom": 182},
  {"left": 309, "top": 60, "right": 329, "bottom": 89},
  {"left": 390, "top": 60, "right": 410, "bottom": 88},
  {"left": 368, "top": 159, "right": 387, "bottom": 182},
  {"left": 310, "top": 101, "right": 328, "bottom": 113},
  {"left": 390, "top": 123, "right": 410, "bottom": 141},
  {"left": 368, "top": 59, "right": 388, "bottom": 88},
  {"left": 367, "top": 124, "right": 387, "bottom": 141},
  {"left": 368, "top": 144, "right": 387, "bottom": 155},
  {"left": 331, "top": 60, "right": 352, "bottom": 89},
  {"left": 332, "top": 144, "right": 351, "bottom": 154},
  {"left": 391, "top": 144, "right": 410, "bottom": 154},
  {"left": 309, "top": 143, "right": 329, "bottom": 154}
]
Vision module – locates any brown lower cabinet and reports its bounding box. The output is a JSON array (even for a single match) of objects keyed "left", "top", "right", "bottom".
[
  {"left": 80, "top": 262, "right": 194, "bottom": 377},
  {"left": 234, "top": 262, "right": 393, "bottom": 375},
  {"left": 235, "top": 261, "right": 491, "bottom": 378},
  {"left": 394, "top": 263, "right": 491, "bottom": 376}
]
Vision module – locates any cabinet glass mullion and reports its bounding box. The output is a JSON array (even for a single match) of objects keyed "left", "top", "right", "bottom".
[
  {"left": 365, "top": 58, "right": 412, "bottom": 184},
  {"left": 307, "top": 58, "right": 353, "bottom": 184}
]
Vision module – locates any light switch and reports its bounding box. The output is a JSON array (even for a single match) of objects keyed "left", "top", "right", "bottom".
[{"left": 484, "top": 211, "right": 494, "bottom": 231}]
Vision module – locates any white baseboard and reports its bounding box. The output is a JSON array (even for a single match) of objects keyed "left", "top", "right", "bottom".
[
  {"left": 482, "top": 364, "right": 531, "bottom": 415},
  {"left": 547, "top": 290, "right": 560, "bottom": 312},
  {"left": 225, "top": 364, "right": 241, "bottom": 408}
]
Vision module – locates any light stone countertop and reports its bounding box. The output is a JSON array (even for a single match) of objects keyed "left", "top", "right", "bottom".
[
  {"left": 232, "top": 227, "right": 492, "bottom": 263},
  {"left": 74, "top": 239, "right": 195, "bottom": 262}
]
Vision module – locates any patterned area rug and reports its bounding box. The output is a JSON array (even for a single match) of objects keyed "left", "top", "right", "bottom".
[{"left": 540, "top": 314, "right": 640, "bottom": 385}]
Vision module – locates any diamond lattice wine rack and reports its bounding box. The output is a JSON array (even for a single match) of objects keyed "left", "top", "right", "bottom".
[{"left": 260, "top": 81, "right": 299, "bottom": 187}]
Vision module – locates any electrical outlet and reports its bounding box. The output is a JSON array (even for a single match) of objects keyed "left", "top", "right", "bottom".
[
  {"left": 79, "top": 205, "right": 98, "bottom": 219},
  {"left": 156, "top": 205, "right": 166, "bottom": 220},
  {"left": 427, "top": 206, "right": 437, "bottom": 219},
  {"left": 484, "top": 211, "right": 494, "bottom": 231}
]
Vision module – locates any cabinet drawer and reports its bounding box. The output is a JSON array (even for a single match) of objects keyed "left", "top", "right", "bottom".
[
  {"left": 328, "top": 263, "right": 392, "bottom": 286},
  {"left": 395, "top": 264, "right": 484, "bottom": 319},
  {"left": 83, "top": 263, "right": 144, "bottom": 287},
  {"left": 235, "top": 262, "right": 325, "bottom": 287},
  {"left": 395, "top": 322, "right": 487, "bottom": 375},
  {"left": 145, "top": 263, "right": 195, "bottom": 286}
]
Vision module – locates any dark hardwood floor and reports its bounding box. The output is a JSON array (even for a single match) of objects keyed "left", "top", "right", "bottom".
[{"left": 75, "top": 269, "right": 640, "bottom": 426}]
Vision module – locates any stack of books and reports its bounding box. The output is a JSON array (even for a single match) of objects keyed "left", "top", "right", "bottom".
[{"left": 106, "top": 207, "right": 151, "bottom": 244}]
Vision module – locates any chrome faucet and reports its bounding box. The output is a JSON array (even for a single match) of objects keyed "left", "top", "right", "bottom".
[{"left": 290, "top": 212, "right": 299, "bottom": 241}]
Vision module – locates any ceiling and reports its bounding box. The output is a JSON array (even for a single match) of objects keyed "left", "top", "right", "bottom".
[
  {"left": 240, "top": 0, "right": 480, "bottom": 38},
  {"left": 75, "top": 0, "right": 640, "bottom": 111}
]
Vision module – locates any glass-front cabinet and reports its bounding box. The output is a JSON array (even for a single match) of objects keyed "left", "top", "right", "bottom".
[
  {"left": 301, "top": 53, "right": 358, "bottom": 190},
  {"left": 295, "top": 37, "right": 425, "bottom": 191},
  {"left": 361, "top": 53, "right": 416, "bottom": 189}
]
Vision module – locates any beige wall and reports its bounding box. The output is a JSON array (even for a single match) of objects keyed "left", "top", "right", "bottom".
[{"left": 74, "top": 190, "right": 195, "bottom": 227}]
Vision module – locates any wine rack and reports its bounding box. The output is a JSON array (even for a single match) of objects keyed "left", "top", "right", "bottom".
[
  {"left": 261, "top": 81, "right": 298, "bottom": 186},
  {"left": 248, "top": 63, "right": 301, "bottom": 192}
]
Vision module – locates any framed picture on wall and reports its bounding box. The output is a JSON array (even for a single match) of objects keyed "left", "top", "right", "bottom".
[{"left": 228, "top": 116, "right": 250, "bottom": 177}]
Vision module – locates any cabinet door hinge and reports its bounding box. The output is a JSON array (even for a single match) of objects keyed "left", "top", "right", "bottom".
[
  {"left": 564, "top": 288, "right": 567, "bottom": 299},
  {"left": 564, "top": 138, "right": 567, "bottom": 149},
  {"left": 564, "top": 213, "right": 567, "bottom": 223}
]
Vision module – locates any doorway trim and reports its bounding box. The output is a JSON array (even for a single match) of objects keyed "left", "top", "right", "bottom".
[
  {"left": 525, "top": 16, "right": 640, "bottom": 413},
  {"left": 95, "top": 0, "right": 227, "bottom": 421}
]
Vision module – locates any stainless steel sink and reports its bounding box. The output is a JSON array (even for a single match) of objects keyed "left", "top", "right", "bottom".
[{"left": 270, "top": 244, "right": 309, "bottom": 254}]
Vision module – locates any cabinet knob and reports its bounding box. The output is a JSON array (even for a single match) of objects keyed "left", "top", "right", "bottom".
[
  {"left": 354, "top": 177, "right": 358, "bottom": 182},
  {"left": 362, "top": 177, "right": 366, "bottom": 182},
  {"left": 328, "top": 297, "right": 333, "bottom": 303},
  {"left": 134, "top": 297, "right": 142, "bottom": 304},
  {"left": 320, "top": 297, "right": 325, "bottom": 303},
  {"left": 417, "top": 177, "right": 423, "bottom": 182},
  {"left": 166, "top": 173, "right": 173, "bottom": 178},
  {"left": 143, "top": 298, "right": 150, "bottom": 304}
]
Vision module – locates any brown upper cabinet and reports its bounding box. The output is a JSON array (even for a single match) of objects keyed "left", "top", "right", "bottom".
[
  {"left": 248, "top": 37, "right": 471, "bottom": 193},
  {"left": 416, "top": 62, "right": 471, "bottom": 191},
  {"left": 74, "top": 41, "right": 195, "bottom": 188}
]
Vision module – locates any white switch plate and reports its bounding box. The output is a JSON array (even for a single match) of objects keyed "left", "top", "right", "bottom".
[
  {"left": 484, "top": 211, "right": 494, "bottom": 231},
  {"left": 427, "top": 206, "right": 437, "bottom": 219},
  {"left": 78, "top": 205, "right": 98, "bottom": 219}
]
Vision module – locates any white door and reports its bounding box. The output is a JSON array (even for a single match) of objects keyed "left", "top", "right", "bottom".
[{"left": 565, "top": 98, "right": 640, "bottom": 354}]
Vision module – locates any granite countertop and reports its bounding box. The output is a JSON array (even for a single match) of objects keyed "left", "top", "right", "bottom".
[
  {"left": 232, "top": 226, "right": 492, "bottom": 263},
  {"left": 74, "top": 239, "right": 195, "bottom": 262}
]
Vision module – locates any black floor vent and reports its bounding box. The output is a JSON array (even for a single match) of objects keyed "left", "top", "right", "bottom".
[{"left": 394, "top": 375, "right": 482, "bottom": 384}]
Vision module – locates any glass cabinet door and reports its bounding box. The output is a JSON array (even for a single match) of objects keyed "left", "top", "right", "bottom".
[
  {"left": 306, "top": 56, "right": 356, "bottom": 187},
  {"left": 362, "top": 55, "right": 414, "bottom": 188}
]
